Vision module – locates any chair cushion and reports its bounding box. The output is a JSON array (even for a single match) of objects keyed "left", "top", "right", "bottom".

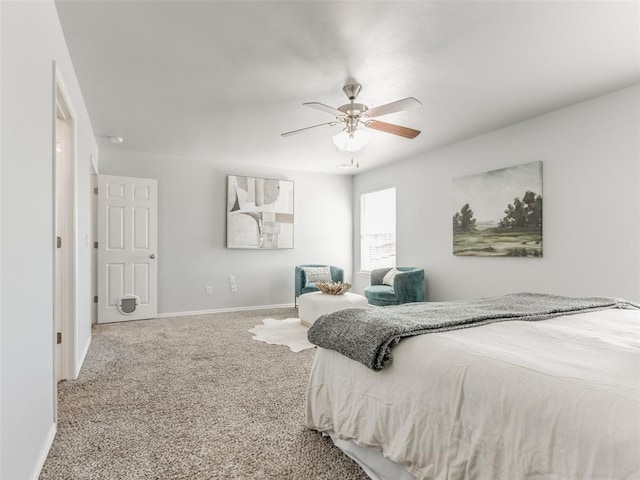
[
  {"left": 301, "top": 285, "right": 319, "bottom": 295},
  {"left": 364, "top": 285, "right": 399, "bottom": 306}
]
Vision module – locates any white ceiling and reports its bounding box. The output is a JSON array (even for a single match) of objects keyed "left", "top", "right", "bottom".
[{"left": 55, "top": 1, "right": 640, "bottom": 174}]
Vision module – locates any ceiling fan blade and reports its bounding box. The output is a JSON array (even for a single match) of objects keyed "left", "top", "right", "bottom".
[
  {"left": 365, "top": 120, "right": 421, "bottom": 139},
  {"left": 281, "top": 122, "right": 338, "bottom": 137},
  {"left": 365, "top": 97, "right": 422, "bottom": 118},
  {"left": 303, "top": 102, "right": 345, "bottom": 117}
]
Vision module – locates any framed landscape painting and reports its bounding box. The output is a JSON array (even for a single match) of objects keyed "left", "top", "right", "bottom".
[
  {"left": 227, "top": 175, "right": 294, "bottom": 249},
  {"left": 453, "top": 161, "right": 542, "bottom": 257}
]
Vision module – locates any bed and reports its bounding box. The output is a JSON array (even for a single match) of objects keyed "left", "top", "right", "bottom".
[{"left": 305, "top": 293, "right": 640, "bottom": 480}]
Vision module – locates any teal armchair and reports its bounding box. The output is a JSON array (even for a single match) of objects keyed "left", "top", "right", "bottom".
[
  {"left": 364, "top": 267, "right": 425, "bottom": 306},
  {"left": 295, "top": 264, "right": 344, "bottom": 307}
]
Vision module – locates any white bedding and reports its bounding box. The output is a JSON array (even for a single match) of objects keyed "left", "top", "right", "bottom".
[{"left": 306, "top": 308, "right": 640, "bottom": 479}]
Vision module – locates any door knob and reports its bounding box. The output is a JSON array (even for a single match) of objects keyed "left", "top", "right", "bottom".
[{"left": 150, "top": 254, "right": 156, "bottom": 259}]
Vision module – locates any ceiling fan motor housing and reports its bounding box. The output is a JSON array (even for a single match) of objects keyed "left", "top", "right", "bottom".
[{"left": 338, "top": 103, "right": 368, "bottom": 117}]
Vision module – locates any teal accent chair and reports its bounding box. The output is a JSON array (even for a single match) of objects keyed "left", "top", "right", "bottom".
[
  {"left": 364, "top": 267, "right": 425, "bottom": 306},
  {"left": 295, "top": 264, "right": 344, "bottom": 307}
]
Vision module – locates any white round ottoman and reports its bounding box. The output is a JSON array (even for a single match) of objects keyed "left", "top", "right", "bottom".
[{"left": 298, "top": 291, "right": 369, "bottom": 327}]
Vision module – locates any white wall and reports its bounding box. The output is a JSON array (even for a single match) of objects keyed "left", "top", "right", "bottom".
[
  {"left": 0, "top": 4, "right": 3, "bottom": 475},
  {"left": 0, "top": 1, "right": 97, "bottom": 478},
  {"left": 353, "top": 85, "right": 640, "bottom": 303},
  {"left": 99, "top": 151, "right": 353, "bottom": 315}
]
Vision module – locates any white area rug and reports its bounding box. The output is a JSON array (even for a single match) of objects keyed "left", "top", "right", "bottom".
[{"left": 248, "top": 318, "right": 315, "bottom": 352}]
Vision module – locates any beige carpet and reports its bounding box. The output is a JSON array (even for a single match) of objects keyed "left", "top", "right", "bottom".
[
  {"left": 249, "top": 318, "right": 315, "bottom": 352},
  {"left": 39, "top": 308, "right": 368, "bottom": 480}
]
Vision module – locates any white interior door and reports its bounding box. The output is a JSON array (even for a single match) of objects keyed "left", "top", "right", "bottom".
[
  {"left": 55, "top": 112, "right": 74, "bottom": 380},
  {"left": 97, "top": 175, "right": 158, "bottom": 323}
]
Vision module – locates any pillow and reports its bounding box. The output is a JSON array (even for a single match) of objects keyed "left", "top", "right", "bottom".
[
  {"left": 382, "top": 268, "right": 400, "bottom": 286},
  {"left": 304, "top": 266, "right": 332, "bottom": 286}
]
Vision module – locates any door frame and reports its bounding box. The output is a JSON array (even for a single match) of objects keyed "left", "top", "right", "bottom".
[
  {"left": 52, "top": 63, "right": 77, "bottom": 390},
  {"left": 91, "top": 163, "right": 98, "bottom": 326}
]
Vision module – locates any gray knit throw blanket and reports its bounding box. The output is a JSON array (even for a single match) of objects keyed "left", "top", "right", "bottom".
[{"left": 307, "top": 292, "right": 640, "bottom": 371}]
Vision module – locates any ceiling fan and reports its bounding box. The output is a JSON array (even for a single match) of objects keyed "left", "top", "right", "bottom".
[{"left": 281, "top": 83, "right": 422, "bottom": 152}]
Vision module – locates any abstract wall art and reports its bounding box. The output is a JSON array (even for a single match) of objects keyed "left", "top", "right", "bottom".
[
  {"left": 227, "top": 175, "right": 294, "bottom": 249},
  {"left": 453, "top": 161, "right": 543, "bottom": 257}
]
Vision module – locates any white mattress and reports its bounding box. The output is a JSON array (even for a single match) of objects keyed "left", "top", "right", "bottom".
[{"left": 306, "top": 308, "right": 640, "bottom": 479}]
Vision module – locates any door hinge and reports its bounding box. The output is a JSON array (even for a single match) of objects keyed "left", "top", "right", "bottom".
[
  {"left": 93, "top": 295, "right": 98, "bottom": 303},
  {"left": 57, "top": 236, "right": 62, "bottom": 248},
  {"left": 93, "top": 187, "right": 98, "bottom": 195},
  {"left": 94, "top": 241, "right": 98, "bottom": 249},
  {"left": 57, "top": 332, "right": 62, "bottom": 344}
]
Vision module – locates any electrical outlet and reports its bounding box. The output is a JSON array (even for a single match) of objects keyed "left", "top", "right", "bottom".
[
  {"left": 229, "top": 275, "right": 235, "bottom": 284},
  {"left": 230, "top": 284, "right": 237, "bottom": 293},
  {"left": 206, "top": 286, "right": 213, "bottom": 295}
]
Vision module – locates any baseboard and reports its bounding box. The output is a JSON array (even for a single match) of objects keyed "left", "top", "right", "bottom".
[
  {"left": 156, "top": 303, "right": 294, "bottom": 318},
  {"left": 74, "top": 335, "right": 92, "bottom": 379},
  {"left": 30, "top": 422, "right": 56, "bottom": 480}
]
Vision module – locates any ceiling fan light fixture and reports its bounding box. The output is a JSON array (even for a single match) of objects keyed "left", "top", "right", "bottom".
[{"left": 332, "top": 128, "right": 370, "bottom": 152}]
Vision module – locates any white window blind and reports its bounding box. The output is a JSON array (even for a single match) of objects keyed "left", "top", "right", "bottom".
[{"left": 360, "top": 187, "right": 396, "bottom": 272}]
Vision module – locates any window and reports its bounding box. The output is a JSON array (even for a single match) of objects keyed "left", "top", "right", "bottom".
[{"left": 360, "top": 187, "right": 396, "bottom": 272}]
